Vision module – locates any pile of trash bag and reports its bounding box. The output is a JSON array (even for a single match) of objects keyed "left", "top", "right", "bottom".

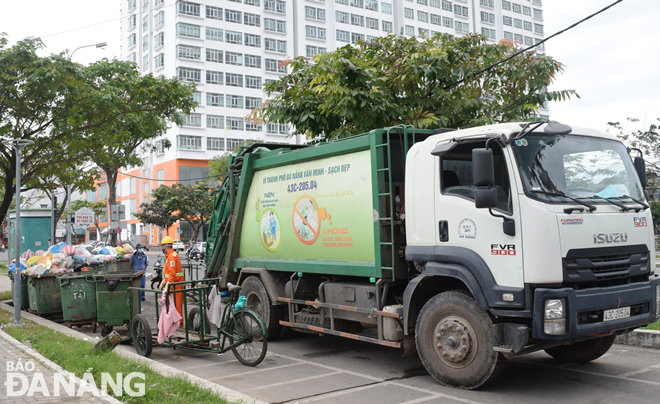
[{"left": 12, "top": 242, "right": 132, "bottom": 276}]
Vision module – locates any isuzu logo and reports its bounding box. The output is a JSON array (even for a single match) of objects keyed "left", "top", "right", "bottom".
[{"left": 593, "top": 232, "right": 628, "bottom": 244}]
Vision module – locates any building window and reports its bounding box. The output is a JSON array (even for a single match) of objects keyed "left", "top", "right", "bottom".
[
  {"left": 480, "top": 0, "right": 494, "bottom": 7},
  {"left": 455, "top": 21, "right": 470, "bottom": 33},
  {"left": 100, "top": 183, "right": 107, "bottom": 200},
  {"left": 524, "top": 36, "right": 533, "bottom": 46},
  {"left": 176, "top": 23, "right": 200, "bottom": 38},
  {"left": 154, "top": 32, "right": 164, "bottom": 48},
  {"left": 192, "top": 91, "right": 201, "bottom": 105},
  {"left": 534, "top": 23, "right": 544, "bottom": 35},
  {"left": 382, "top": 2, "right": 392, "bottom": 14},
  {"left": 226, "top": 95, "right": 244, "bottom": 109},
  {"left": 366, "top": 0, "right": 378, "bottom": 11},
  {"left": 177, "top": 1, "right": 200, "bottom": 16},
  {"left": 404, "top": 8, "right": 414, "bottom": 19},
  {"left": 246, "top": 122, "right": 262, "bottom": 132},
  {"left": 245, "top": 0, "right": 259, "bottom": 6},
  {"left": 245, "top": 96, "right": 262, "bottom": 110},
  {"left": 351, "top": 32, "right": 365, "bottom": 44},
  {"left": 177, "top": 135, "right": 202, "bottom": 150},
  {"left": 431, "top": 14, "right": 441, "bottom": 25},
  {"left": 176, "top": 45, "right": 201, "bottom": 60},
  {"left": 522, "top": 6, "right": 531, "bottom": 16},
  {"left": 405, "top": 25, "right": 415, "bottom": 36},
  {"left": 245, "top": 54, "right": 261, "bottom": 68},
  {"left": 264, "top": 18, "right": 286, "bottom": 33},
  {"left": 225, "top": 9, "right": 242, "bottom": 24},
  {"left": 534, "top": 38, "right": 545, "bottom": 50},
  {"left": 351, "top": 14, "right": 365, "bottom": 27},
  {"left": 207, "top": 115, "right": 224, "bottom": 130},
  {"left": 366, "top": 17, "right": 378, "bottom": 30},
  {"left": 503, "top": 16, "right": 512, "bottom": 26},
  {"left": 244, "top": 12, "right": 261, "bottom": 26},
  {"left": 514, "top": 33, "right": 523, "bottom": 43},
  {"left": 524, "top": 21, "right": 532, "bottom": 31},
  {"left": 305, "top": 26, "right": 326, "bottom": 40},
  {"left": 155, "top": 139, "right": 166, "bottom": 155},
  {"left": 206, "top": 48, "right": 223, "bottom": 63},
  {"left": 154, "top": 11, "right": 164, "bottom": 26},
  {"left": 177, "top": 67, "right": 201, "bottom": 82},
  {"left": 180, "top": 114, "right": 202, "bottom": 128},
  {"left": 225, "top": 51, "right": 243, "bottom": 65},
  {"left": 245, "top": 33, "right": 261, "bottom": 47},
  {"left": 206, "top": 70, "right": 223, "bottom": 84},
  {"left": 157, "top": 170, "right": 164, "bottom": 187},
  {"left": 350, "top": 0, "right": 364, "bottom": 8},
  {"left": 226, "top": 117, "right": 244, "bottom": 131},
  {"left": 418, "top": 0, "right": 428, "bottom": 5},
  {"left": 128, "top": 15, "right": 136, "bottom": 29},
  {"left": 336, "top": 11, "right": 349, "bottom": 24},
  {"left": 226, "top": 138, "right": 241, "bottom": 150},
  {"left": 454, "top": 5, "right": 468, "bottom": 17},
  {"left": 480, "top": 12, "right": 495, "bottom": 24},
  {"left": 226, "top": 30, "right": 242, "bottom": 44},
  {"left": 154, "top": 53, "right": 164, "bottom": 69},
  {"left": 442, "top": 16, "right": 453, "bottom": 27},
  {"left": 512, "top": 3, "right": 521, "bottom": 13},
  {"left": 245, "top": 75, "right": 262, "bottom": 89},
  {"left": 442, "top": 1, "right": 452, "bottom": 12},
  {"left": 206, "top": 92, "right": 223, "bottom": 107},
  {"left": 481, "top": 27, "right": 496, "bottom": 40},
  {"left": 207, "top": 137, "right": 225, "bottom": 150},
  {"left": 206, "top": 27, "right": 223, "bottom": 41},
  {"left": 306, "top": 6, "right": 326, "bottom": 21},
  {"left": 502, "top": 0, "right": 511, "bottom": 11},
  {"left": 128, "top": 34, "right": 136, "bottom": 48},
  {"left": 264, "top": 0, "right": 286, "bottom": 13},
  {"left": 142, "top": 34, "right": 149, "bottom": 51},
  {"left": 382, "top": 20, "right": 393, "bottom": 33},
  {"left": 130, "top": 177, "right": 136, "bottom": 195},
  {"left": 128, "top": 0, "right": 136, "bottom": 10},
  {"left": 206, "top": 5, "right": 222, "bottom": 20},
  {"left": 533, "top": 8, "right": 543, "bottom": 20},
  {"left": 225, "top": 73, "right": 243, "bottom": 87},
  {"left": 418, "top": 11, "right": 429, "bottom": 23},
  {"left": 336, "top": 30, "right": 350, "bottom": 43},
  {"left": 514, "top": 18, "right": 522, "bottom": 28}
]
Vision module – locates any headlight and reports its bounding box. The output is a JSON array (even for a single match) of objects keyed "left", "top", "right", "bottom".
[
  {"left": 545, "top": 299, "right": 565, "bottom": 320},
  {"left": 544, "top": 298, "right": 566, "bottom": 335}
]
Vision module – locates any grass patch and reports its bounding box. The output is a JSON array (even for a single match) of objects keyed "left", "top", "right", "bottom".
[
  {"left": 0, "top": 309, "right": 230, "bottom": 403},
  {"left": 0, "top": 290, "right": 11, "bottom": 301},
  {"left": 643, "top": 320, "right": 660, "bottom": 331}
]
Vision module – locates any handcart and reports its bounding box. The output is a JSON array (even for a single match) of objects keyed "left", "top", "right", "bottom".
[{"left": 128, "top": 278, "right": 268, "bottom": 366}]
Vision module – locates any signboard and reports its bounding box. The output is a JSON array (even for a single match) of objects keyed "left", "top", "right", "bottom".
[
  {"left": 74, "top": 208, "right": 95, "bottom": 227},
  {"left": 239, "top": 150, "right": 375, "bottom": 262},
  {"left": 55, "top": 229, "right": 64, "bottom": 237},
  {"left": 110, "top": 204, "right": 126, "bottom": 221}
]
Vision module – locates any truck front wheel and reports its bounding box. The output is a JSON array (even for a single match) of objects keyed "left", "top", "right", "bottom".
[
  {"left": 544, "top": 335, "right": 616, "bottom": 363},
  {"left": 416, "top": 291, "right": 505, "bottom": 389},
  {"left": 241, "top": 276, "right": 285, "bottom": 340}
]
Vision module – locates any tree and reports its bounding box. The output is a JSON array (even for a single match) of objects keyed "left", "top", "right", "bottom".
[
  {"left": 134, "top": 185, "right": 179, "bottom": 237},
  {"left": 172, "top": 182, "right": 214, "bottom": 244},
  {"left": 250, "top": 34, "right": 577, "bottom": 140},
  {"left": 607, "top": 118, "right": 660, "bottom": 191},
  {"left": 70, "top": 200, "right": 107, "bottom": 240}
]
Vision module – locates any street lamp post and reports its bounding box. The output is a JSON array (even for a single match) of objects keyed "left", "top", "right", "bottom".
[
  {"left": 65, "top": 42, "right": 107, "bottom": 245},
  {"left": 2, "top": 139, "right": 35, "bottom": 324}
]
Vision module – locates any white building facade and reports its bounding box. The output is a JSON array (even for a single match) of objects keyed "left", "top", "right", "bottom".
[{"left": 116, "top": 0, "right": 545, "bottom": 244}]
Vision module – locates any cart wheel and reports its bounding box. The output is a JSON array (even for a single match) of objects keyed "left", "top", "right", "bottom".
[
  {"left": 228, "top": 311, "right": 268, "bottom": 366},
  {"left": 132, "top": 314, "right": 153, "bottom": 357},
  {"left": 188, "top": 307, "right": 211, "bottom": 338}
]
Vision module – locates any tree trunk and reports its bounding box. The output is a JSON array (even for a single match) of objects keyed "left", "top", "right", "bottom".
[
  {"left": 0, "top": 175, "right": 16, "bottom": 227},
  {"left": 54, "top": 193, "right": 67, "bottom": 227},
  {"left": 94, "top": 330, "right": 122, "bottom": 352},
  {"left": 104, "top": 168, "right": 119, "bottom": 246}
]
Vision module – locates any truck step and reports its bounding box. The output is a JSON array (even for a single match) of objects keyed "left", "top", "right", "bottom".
[{"left": 280, "top": 319, "right": 401, "bottom": 348}]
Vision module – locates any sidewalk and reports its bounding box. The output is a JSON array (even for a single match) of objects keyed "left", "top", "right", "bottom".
[{"left": 0, "top": 328, "right": 119, "bottom": 403}]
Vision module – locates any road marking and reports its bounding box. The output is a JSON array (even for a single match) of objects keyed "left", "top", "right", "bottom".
[
  {"left": 213, "top": 362, "right": 303, "bottom": 379},
  {"left": 399, "top": 393, "right": 486, "bottom": 404},
  {"left": 271, "top": 353, "right": 383, "bottom": 382},
  {"left": 618, "top": 362, "right": 660, "bottom": 378},
  {"left": 246, "top": 371, "right": 342, "bottom": 391},
  {"left": 512, "top": 358, "right": 660, "bottom": 387}
]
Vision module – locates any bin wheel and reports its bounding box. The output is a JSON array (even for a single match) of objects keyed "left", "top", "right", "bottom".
[
  {"left": 100, "top": 324, "right": 113, "bottom": 337},
  {"left": 188, "top": 306, "right": 211, "bottom": 338},
  {"left": 132, "top": 314, "right": 153, "bottom": 357}
]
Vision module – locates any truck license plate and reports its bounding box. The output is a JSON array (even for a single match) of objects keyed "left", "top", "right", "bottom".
[{"left": 603, "top": 306, "right": 630, "bottom": 322}]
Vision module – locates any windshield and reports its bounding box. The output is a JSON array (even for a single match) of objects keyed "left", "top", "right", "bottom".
[{"left": 513, "top": 133, "right": 644, "bottom": 203}]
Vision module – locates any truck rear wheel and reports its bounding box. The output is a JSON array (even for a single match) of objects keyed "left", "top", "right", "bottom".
[
  {"left": 241, "top": 276, "right": 285, "bottom": 340},
  {"left": 415, "top": 291, "right": 505, "bottom": 389},
  {"left": 544, "top": 335, "right": 616, "bottom": 363}
]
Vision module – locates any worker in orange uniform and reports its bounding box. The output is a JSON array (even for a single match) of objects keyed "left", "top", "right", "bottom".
[{"left": 159, "top": 236, "right": 185, "bottom": 325}]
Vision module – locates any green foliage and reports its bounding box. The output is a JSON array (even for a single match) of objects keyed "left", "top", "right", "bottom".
[
  {"left": 254, "top": 33, "right": 577, "bottom": 140},
  {"left": 208, "top": 140, "right": 254, "bottom": 181},
  {"left": 135, "top": 182, "right": 213, "bottom": 243},
  {"left": 134, "top": 185, "right": 179, "bottom": 232},
  {"left": 650, "top": 201, "right": 660, "bottom": 227},
  {"left": 608, "top": 118, "right": 660, "bottom": 191}
]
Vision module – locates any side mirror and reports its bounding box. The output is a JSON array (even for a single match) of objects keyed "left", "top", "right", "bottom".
[
  {"left": 633, "top": 156, "right": 647, "bottom": 187},
  {"left": 473, "top": 149, "right": 494, "bottom": 187},
  {"left": 475, "top": 188, "right": 497, "bottom": 209}
]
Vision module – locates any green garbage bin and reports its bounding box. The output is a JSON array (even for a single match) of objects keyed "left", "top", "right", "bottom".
[
  {"left": 27, "top": 274, "right": 62, "bottom": 316},
  {"left": 59, "top": 275, "right": 97, "bottom": 324},
  {"left": 117, "top": 258, "right": 131, "bottom": 272},
  {"left": 94, "top": 272, "right": 143, "bottom": 334},
  {"left": 8, "top": 272, "right": 29, "bottom": 309}
]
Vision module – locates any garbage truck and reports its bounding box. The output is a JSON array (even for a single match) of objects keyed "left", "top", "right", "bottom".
[{"left": 205, "top": 121, "right": 660, "bottom": 389}]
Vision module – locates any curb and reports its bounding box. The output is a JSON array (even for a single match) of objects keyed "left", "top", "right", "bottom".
[
  {"left": 0, "top": 302, "right": 265, "bottom": 404},
  {"left": 0, "top": 329, "right": 122, "bottom": 403},
  {"left": 615, "top": 329, "right": 660, "bottom": 350}
]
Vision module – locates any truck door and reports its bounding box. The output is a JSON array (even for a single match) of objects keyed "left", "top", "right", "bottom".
[{"left": 435, "top": 140, "right": 523, "bottom": 289}]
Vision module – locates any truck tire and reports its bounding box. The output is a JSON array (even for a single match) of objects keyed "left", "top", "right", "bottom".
[
  {"left": 415, "top": 291, "right": 505, "bottom": 389},
  {"left": 241, "top": 276, "right": 285, "bottom": 340},
  {"left": 544, "top": 335, "right": 616, "bottom": 363}
]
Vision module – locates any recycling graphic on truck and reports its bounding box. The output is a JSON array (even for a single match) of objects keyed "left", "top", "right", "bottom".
[{"left": 239, "top": 150, "right": 376, "bottom": 262}]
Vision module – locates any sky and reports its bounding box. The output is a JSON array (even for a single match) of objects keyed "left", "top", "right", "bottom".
[{"left": 1, "top": 0, "right": 658, "bottom": 133}]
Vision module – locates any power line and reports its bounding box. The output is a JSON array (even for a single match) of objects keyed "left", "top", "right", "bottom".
[
  {"left": 117, "top": 171, "right": 222, "bottom": 183},
  {"left": 444, "top": 0, "right": 624, "bottom": 90}
]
